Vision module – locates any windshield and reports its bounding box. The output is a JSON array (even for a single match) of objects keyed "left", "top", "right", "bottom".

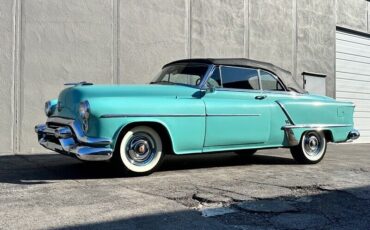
[{"left": 152, "top": 64, "right": 210, "bottom": 87}]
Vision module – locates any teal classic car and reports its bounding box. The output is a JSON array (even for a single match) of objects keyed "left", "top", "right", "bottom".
[{"left": 35, "top": 58, "right": 359, "bottom": 175}]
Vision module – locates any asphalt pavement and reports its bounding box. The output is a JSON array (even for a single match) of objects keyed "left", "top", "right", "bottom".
[{"left": 0, "top": 143, "right": 369, "bottom": 229}]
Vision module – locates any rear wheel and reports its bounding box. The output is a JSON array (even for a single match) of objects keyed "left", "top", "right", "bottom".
[
  {"left": 290, "top": 131, "right": 327, "bottom": 164},
  {"left": 117, "top": 126, "right": 165, "bottom": 175}
]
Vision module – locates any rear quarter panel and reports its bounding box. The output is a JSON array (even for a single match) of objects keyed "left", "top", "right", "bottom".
[{"left": 278, "top": 96, "right": 355, "bottom": 143}]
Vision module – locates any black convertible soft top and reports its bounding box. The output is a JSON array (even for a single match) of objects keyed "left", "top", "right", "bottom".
[{"left": 163, "top": 58, "right": 305, "bottom": 93}]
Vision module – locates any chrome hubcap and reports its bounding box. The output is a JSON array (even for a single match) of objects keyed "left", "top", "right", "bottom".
[
  {"left": 126, "top": 132, "right": 157, "bottom": 166},
  {"left": 303, "top": 133, "right": 322, "bottom": 156}
]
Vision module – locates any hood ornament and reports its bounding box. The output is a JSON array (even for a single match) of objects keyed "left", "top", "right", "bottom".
[{"left": 64, "top": 81, "right": 93, "bottom": 86}]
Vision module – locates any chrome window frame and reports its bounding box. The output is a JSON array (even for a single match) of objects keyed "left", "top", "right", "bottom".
[
  {"left": 259, "top": 69, "right": 288, "bottom": 92},
  {"left": 207, "top": 65, "right": 262, "bottom": 91},
  {"left": 200, "top": 64, "right": 301, "bottom": 96}
]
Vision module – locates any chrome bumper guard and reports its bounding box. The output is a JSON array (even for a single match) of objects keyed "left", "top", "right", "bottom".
[
  {"left": 347, "top": 129, "right": 360, "bottom": 141},
  {"left": 35, "top": 117, "right": 113, "bottom": 161}
]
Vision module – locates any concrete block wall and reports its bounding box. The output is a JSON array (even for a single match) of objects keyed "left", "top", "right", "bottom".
[
  {"left": 0, "top": 1, "right": 15, "bottom": 153},
  {"left": 0, "top": 0, "right": 368, "bottom": 154}
]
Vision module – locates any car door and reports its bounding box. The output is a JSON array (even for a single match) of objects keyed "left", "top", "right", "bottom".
[
  {"left": 257, "top": 69, "right": 295, "bottom": 145},
  {"left": 202, "top": 66, "right": 272, "bottom": 147}
]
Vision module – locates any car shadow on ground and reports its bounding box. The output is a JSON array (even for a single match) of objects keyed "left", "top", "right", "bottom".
[{"left": 0, "top": 151, "right": 295, "bottom": 184}]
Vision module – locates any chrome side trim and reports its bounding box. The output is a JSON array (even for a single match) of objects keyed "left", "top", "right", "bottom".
[
  {"left": 275, "top": 101, "right": 295, "bottom": 125},
  {"left": 207, "top": 114, "right": 261, "bottom": 117},
  {"left": 100, "top": 113, "right": 261, "bottom": 118},
  {"left": 284, "top": 127, "right": 299, "bottom": 146},
  {"left": 283, "top": 124, "right": 352, "bottom": 129},
  {"left": 282, "top": 123, "right": 353, "bottom": 146},
  {"left": 100, "top": 114, "right": 204, "bottom": 118}
]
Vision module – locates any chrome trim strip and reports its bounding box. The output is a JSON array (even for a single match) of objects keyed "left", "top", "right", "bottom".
[
  {"left": 207, "top": 114, "right": 261, "bottom": 117},
  {"left": 282, "top": 124, "right": 353, "bottom": 146},
  {"left": 215, "top": 88, "right": 259, "bottom": 93},
  {"left": 284, "top": 127, "right": 299, "bottom": 146},
  {"left": 101, "top": 114, "right": 204, "bottom": 118},
  {"left": 214, "top": 87, "right": 300, "bottom": 96},
  {"left": 283, "top": 124, "right": 352, "bottom": 129},
  {"left": 275, "top": 101, "right": 295, "bottom": 125},
  {"left": 100, "top": 113, "right": 261, "bottom": 118}
]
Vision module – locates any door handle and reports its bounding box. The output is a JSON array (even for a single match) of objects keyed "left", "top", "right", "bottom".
[{"left": 255, "top": 95, "right": 267, "bottom": 100}]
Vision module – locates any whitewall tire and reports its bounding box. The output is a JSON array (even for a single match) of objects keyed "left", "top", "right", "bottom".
[
  {"left": 118, "top": 126, "right": 164, "bottom": 174},
  {"left": 290, "top": 131, "right": 327, "bottom": 164}
]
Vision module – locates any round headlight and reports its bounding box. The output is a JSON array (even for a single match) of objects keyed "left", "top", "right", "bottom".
[
  {"left": 79, "top": 100, "right": 90, "bottom": 120},
  {"left": 45, "top": 101, "right": 53, "bottom": 116}
]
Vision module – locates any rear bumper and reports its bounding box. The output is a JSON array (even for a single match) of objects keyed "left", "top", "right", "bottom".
[
  {"left": 347, "top": 129, "right": 360, "bottom": 141},
  {"left": 35, "top": 117, "right": 113, "bottom": 161}
]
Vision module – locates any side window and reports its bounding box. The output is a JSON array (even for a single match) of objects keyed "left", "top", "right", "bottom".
[
  {"left": 260, "top": 70, "right": 285, "bottom": 91},
  {"left": 221, "top": 66, "right": 260, "bottom": 90}
]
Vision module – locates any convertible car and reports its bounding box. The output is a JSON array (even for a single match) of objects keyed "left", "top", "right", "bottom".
[{"left": 35, "top": 58, "right": 359, "bottom": 175}]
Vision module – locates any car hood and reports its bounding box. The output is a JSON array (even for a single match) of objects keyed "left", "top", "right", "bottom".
[
  {"left": 61, "top": 84, "right": 199, "bottom": 99},
  {"left": 53, "top": 84, "right": 200, "bottom": 118}
]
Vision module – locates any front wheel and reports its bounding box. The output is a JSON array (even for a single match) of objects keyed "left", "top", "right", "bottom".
[
  {"left": 290, "top": 131, "right": 327, "bottom": 164},
  {"left": 117, "top": 126, "right": 165, "bottom": 175}
]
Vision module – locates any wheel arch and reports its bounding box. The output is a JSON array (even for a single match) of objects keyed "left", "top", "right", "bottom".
[
  {"left": 113, "top": 121, "right": 174, "bottom": 155},
  {"left": 299, "top": 129, "right": 333, "bottom": 142},
  {"left": 322, "top": 130, "right": 334, "bottom": 142}
]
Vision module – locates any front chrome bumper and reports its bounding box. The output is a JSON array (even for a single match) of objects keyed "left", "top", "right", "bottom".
[{"left": 35, "top": 117, "right": 113, "bottom": 161}]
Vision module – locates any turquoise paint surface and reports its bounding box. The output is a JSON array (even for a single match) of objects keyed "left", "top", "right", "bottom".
[{"left": 50, "top": 84, "right": 355, "bottom": 154}]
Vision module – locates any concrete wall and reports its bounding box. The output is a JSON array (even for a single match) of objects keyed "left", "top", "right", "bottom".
[
  {"left": 297, "top": 0, "right": 336, "bottom": 97},
  {"left": 336, "top": 0, "right": 368, "bottom": 33},
  {"left": 191, "top": 0, "right": 245, "bottom": 58},
  {"left": 1, "top": 0, "right": 369, "bottom": 153},
  {"left": 20, "top": 0, "right": 114, "bottom": 152},
  {"left": 120, "top": 0, "right": 188, "bottom": 84},
  {"left": 0, "top": 1, "right": 16, "bottom": 153}
]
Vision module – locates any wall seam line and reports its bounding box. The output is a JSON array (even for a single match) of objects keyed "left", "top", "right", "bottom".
[
  {"left": 187, "top": 0, "right": 192, "bottom": 58},
  {"left": 247, "top": 0, "right": 250, "bottom": 58},
  {"left": 243, "top": 0, "right": 247, "bottom": 58},
  {"left": 113, "top": 0, "right": 119, "bottom": 84},
  {"left": 11, "top": 0, "right": 17, "bottom": 153},
  {"left": 13, "top": 0, "right": 22, "bottom": 154},
  {"left": 293, "top": 0, "right": 297, "bottom": 80}
]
